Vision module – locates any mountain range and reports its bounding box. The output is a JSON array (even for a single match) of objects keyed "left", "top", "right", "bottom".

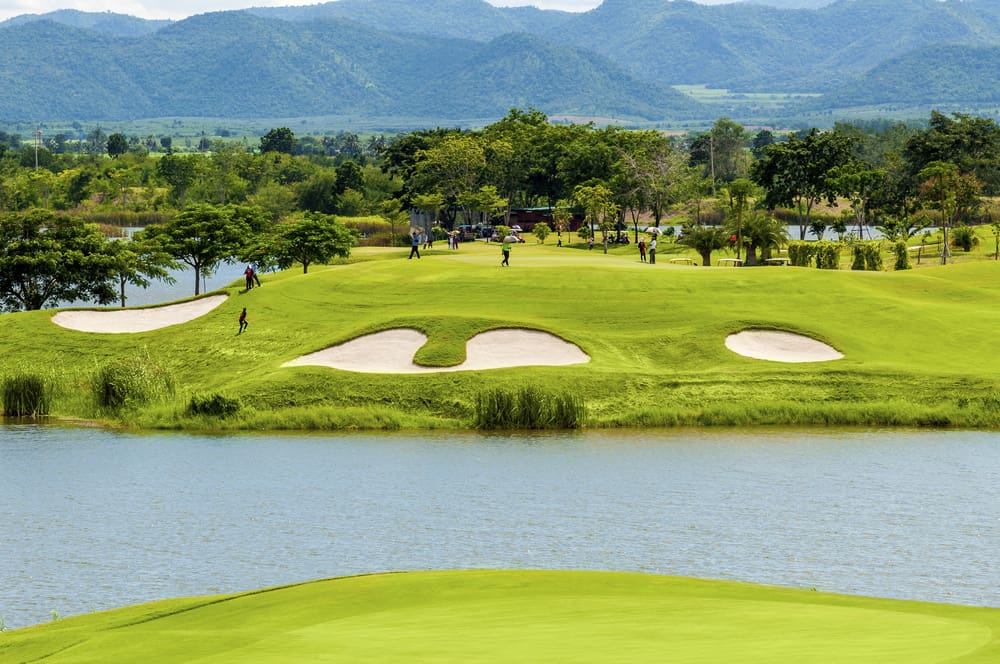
[{"left": 1, "top": 0, "right": 999, "bottom": 126}]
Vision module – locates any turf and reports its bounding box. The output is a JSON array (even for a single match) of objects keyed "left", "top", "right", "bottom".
[
  {"left": 1, "top": 570, "right": 997, "bottom": 663},
  {"left": 3, "top": 237, "right": 1000, "bottom": 429}
]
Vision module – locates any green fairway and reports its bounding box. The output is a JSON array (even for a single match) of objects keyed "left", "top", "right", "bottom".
[
  {"left": 3, "top": 237, "right": 1000, "bottom": 429},
  {"left": 2, "top": 570, "right": 997, "bottom": 663}
]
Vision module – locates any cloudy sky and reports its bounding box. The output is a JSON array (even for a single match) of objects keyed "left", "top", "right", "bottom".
[{"left": 0, "top": 0, "right": 736, "bottom": 22}]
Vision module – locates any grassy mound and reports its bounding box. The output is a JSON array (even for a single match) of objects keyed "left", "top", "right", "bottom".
[
  {"left": 2, "top": 570, "right": 998, "bottom": 662},
  {"left": 4, "top": 239, "right": 1000, "bottom": 429}
]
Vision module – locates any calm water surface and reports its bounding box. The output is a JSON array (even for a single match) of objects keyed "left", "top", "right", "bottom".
[{"left": 1, "top": 426, "right": 998, "bottom": 629}]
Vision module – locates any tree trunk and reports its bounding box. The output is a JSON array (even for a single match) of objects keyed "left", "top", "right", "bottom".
[{"left": 700, "top": 250, "right": 712, "bottom": 266}]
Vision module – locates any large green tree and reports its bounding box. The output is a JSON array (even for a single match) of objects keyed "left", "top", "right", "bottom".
[
  {"left": 140, "top": 204, "right": 258, "bottom": 295},
  {"left": 0, "top": 209, "right": 117, "bottom": 310},
  {"left": 260, "top": 127, "right": 296, "bottom": 155},
  {"left": 752, "top": 129, "right": 853, "bottom": 240},
  {"left": 268, "top": 212, "right": 356, "bottom": 274},
  {"left": 917, "top": 161, "right": 981, "bottom": 264}
]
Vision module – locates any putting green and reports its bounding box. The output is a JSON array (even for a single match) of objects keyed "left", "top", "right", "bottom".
[{"left": 3, "top": 571, "right": 998, "bottom": 663}]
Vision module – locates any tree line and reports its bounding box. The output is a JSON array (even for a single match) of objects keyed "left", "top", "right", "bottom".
[{"left": 2, "top": 108, "right": 999, "bottom": 310}]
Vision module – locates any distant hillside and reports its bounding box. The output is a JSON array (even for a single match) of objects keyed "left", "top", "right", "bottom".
[
  {"left": 803, "top": 44, "right": 1000, "bottom": 109},
  {"left": 248, "top": 0, "right": 573, "bottom": 41},
  {"left": 0, "top": 12, "right": 698, "bottom": 122},
  {"left": 0, "top": 8, "right": 170, "bottom": 36},
  {"left": 3, "top": 0, "right": 1000, "bottom": 125}
]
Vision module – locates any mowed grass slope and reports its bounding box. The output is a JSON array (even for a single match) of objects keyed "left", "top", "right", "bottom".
[
  {"left": 3, "top": 239, "right": 1000, "bottom": 429},
  {"left": 2, "top": 570, "right": 998, "bottom": 663}
]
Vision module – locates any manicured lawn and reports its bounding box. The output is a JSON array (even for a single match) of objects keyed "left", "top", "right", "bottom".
[
  {"left": 3, "top": 237, "right": 1000, "bottom": 429},
  {"left": 2, "top": 570, "right": 997, "bottom": 663}
]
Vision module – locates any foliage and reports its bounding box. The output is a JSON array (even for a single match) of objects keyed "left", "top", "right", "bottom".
[
  {"left": 815, "top": 241, "right": 843, "bottom": 269},
  {"left": 140, "top": 204, "right": 261, "bottom": 295},
  {"left": 0, "top": 209, "right": 118, "bottom": 311},
  {"left": 851, "top": 242, "right": 883, "bottom": 271},
  {"left": 91, "top": 352, "right": 174, "bottom": 413},
  {"left": 2, "top": 372, "right": 49, "bottom": 417},
  {"left": 187, "top": 393, "right": 241, "bottom": 418},
  {"left": 260, "top": 127, "right": 296, "bottom": 154},
  {"left": 678, "top": 223, "right": 729, "bottom": 266},
  {"left": 474, "top": 385, "right": 585, "bottom": 430},
  {"left": 752, "top": 129, "right": 853, "bottom": 240},
  {"left": 951, "top": 224, "right": 980, "bottom": 252},
  {"left": 267, "top": 212, "right": 356, "bottom": 274},
  {"left": 893, "top": 241, "right": 911, "bottom": 270},
  {"left": 533, "top": 221, "right": 551, "bottom": 244}
]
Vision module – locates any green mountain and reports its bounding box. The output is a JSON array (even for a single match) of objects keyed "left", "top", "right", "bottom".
[
  {"left": 0, "top": 8, "right": 170, "bottom": 36},
  {"left": 805, "top": 44, "right": 1000, "bottom": 108},
  {"left": 3, "top": 0, "right": 1000, "bottom": 124},
  {"left": 0, "top": 12, "right": 695, "bottom": 122}
]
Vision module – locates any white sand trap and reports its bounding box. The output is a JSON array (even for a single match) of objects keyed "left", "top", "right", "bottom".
[
  {"left": 283, "top": 328, "right": 590, "bottom": 373},
  {"left": 51, "top": 295, "right": 227, "bottom": 333},
  {"left": 725, "top": 329, "right": 843, "bottom": 363}
]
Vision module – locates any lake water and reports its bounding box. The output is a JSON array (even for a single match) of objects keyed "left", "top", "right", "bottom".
[{"left": 1, "top": 426, "right": 998, "bottom": 629}]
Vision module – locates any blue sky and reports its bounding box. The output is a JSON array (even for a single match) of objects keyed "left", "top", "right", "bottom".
[{"left": 0, "top": 0, "right": 736, "bottom": 22}]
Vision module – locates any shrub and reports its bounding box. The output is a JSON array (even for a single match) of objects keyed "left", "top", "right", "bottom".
[
  {"left": 894, "top": 241, "right": 911, "bottom": 270},
  {"left": 950, "top": 225, "right": 980, "bottom": 252},
  {"left": 2, "top": 373, "right": 50, "bottom": 417},
  {"left": 851, "top": 244, "right": 866, "bottom": 270},
  {"left": 474, "top": 386, "right": 585, "bottom": 430},
  {"left": 787, "top": 241, "right": 816, "bottom": 267},
  {"left": 187, "top": 393, "right": 241, "bottom": 417},
  {"left": 91, "top": 353, "right": 174, "bottom": 412},
  {"left": 815, "top": 241, "right": 843, "bottom": 269}
]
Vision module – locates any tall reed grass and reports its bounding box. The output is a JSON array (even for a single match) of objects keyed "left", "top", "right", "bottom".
[
  {"left": 2, "top": 372, "right": 50, "bottom": 417},
  {"left": 474, "top": 385, "right": 585, "bottom": 430},
  {"left": 91, "top": 352, "right": 174, "bottom": 413}
]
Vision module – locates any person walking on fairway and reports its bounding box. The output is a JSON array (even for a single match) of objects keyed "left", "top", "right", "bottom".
[
  {"left": 409, "top": 233, "right": 421, "bottom": 259},
  {"left": 238, "top": 307, "right": 248, "bottom": 334},
  {"left": 649, "top": 236, "right": 657, "bottom": 264},
  {"left": 501, "top": 238, "right": 511, "bottom": 266}
]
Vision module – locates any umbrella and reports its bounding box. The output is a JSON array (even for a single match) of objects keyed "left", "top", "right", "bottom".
[
  {"left": 503, "top": 235, "right": 518, "bottom": 243},
  {"left": 646, "top": 226, "right": 664, "bottom": 235}
]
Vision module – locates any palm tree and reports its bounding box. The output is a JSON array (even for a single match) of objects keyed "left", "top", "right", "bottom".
[
  {"left": 679, "top": 223, "right": 730, "bottom": 266},
  {"left": 738, "top": 211, "right": 788, "bottom": 266}
]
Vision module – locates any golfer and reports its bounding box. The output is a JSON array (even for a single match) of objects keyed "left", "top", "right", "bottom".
[
  {"left": 238, "top": 307, "right": 248, "bottom": 334},
  {"left": 501, "top": 238, "right": 511, "bottom": 266}
]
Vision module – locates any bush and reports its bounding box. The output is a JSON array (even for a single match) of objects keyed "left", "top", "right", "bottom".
[
  {"left": 2, "top": 373, "right": 49, "bottom": 417},
  {"left": 474, "top": 385, "right": 585, "bottom": 430},
  {"left": 851, "top": 244, "right": 866, "bottom": 271},
  {"left": 894, "top": 241, "right": 912, "bottom": 270},
  {"left": 951, "top": 225, "right": 980, "bottom": 252},
  {"left": 816, "top": 241, "right": 843, "bottom": 269},
  {"left": 91, "top": 353, "right": 174, "bottom": 412},
  {"left": 851, "top": 242, "right": 883, "bottom": 271},
  {"left": 187, "top": 393, "right": 241, "bottom": 417}
]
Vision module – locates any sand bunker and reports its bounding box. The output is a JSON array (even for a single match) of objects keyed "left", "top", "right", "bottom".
[
  {"left": 283, "top": 328, "right": 589, "bottom": 373},
  {"left": 51, "top": 295, "right": 227, "bottom": 333},
  {"left": 725, "top": 329, "right": 843, "bottom": 363}
]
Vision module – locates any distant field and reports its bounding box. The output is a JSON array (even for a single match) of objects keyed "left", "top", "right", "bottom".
[
  {"left": 2, "top": 570, "right": 998, "bottom": 663},
  {"left": 674, "top": 84, "right": 823, "bottom": 109}
]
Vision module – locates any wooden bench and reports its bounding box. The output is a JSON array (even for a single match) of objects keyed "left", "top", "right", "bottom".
[
  {"left": 669, "top": 257, "right": 697, "bottom": 265},
  {"left": 764, "top": 258, "right": 790, "bottom": 266},
  {"left": 717, "top": 258, "right": 743, "bottom": 267}
]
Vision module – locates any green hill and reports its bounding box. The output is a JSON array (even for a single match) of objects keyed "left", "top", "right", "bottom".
[
  {"left": 804, "top": 44, "right": 1000, "bottom": 109},
  {"left": 0, "top": 12, "right": 698, "bottom": 122},
  {"left": 3, "top": 570, "right": 999, "bottom": 663},
  {"left": 5, "top": 241, "right": 1000, "bottom": 431}
]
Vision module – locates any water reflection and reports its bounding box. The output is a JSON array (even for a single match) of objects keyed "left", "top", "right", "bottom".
[{"left": 1, "top": 426, "right": 997, "bottom": 629}]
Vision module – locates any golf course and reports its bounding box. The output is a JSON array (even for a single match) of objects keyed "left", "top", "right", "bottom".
[
  {"left": 2, "top": 570, "right": 998, "bottom": 662},
  {"left": 4, "top": 237, "right": 1000, "bottom": 658},
  {"left": 3, "top": 234, "right": 1000, "bottom": 430}
]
